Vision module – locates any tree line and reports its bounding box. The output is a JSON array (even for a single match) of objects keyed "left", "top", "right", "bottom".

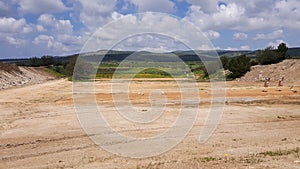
[{"left": 220, "top": 43, "right": 288, "bottom": 79}]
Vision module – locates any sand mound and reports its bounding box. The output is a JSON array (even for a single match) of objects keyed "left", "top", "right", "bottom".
[
  {"left": 239, "top": 59, "right": 300, "bottom": 83},
  {"left": 0, "top": 62, "right": 57, "bottom": 90},
  {"left": 0, "top": 62, "right": 22, "bottom": 74}
]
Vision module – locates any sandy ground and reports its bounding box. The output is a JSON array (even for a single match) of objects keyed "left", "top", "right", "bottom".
[{"left": 1, "top": 79, "right": 300, "bottom": 169}]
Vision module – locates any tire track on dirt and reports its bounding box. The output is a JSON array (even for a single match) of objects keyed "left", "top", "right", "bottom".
[
  {"left": 0, "top": 134, "right": 90, "bottom": 149},
  {"left": 1, "top": 145, "right": 94, "bottom": 162}
]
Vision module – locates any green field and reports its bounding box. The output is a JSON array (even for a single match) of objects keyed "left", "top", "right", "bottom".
[{"left": 95, "top": 61, "right": 209, "bottom": 80}]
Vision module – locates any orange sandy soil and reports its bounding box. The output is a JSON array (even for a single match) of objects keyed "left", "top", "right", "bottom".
[{"left": 1, "top": 79, "right": 300, "bottom": 169}]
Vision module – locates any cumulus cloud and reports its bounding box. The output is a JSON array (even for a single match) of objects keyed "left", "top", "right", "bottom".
[
  {"left": 83, "top": 13, "right": 215, "bottom": 53},
  {"left": 18, "top": 0, "right": 69, "bottom": 14},
  {"left": 274, "top": 0, "right": 300, "bottom": 30},
  {"left": 31, "top": 33, "right": 84, "bottom": 55},
  {"left": 253, "top": 30, "right": 283, "bottom": 40},
  {"left": 226, "top": 45, "right": 250, "bottom": 51},
  {"left": 267, "top": 40, "right": 288, "bottom": 48},
  {"left": 233, "top": 32, "right": 248, "bottom": 40},
  {"left": 184, "top": 0, "right": 219, "bottom": 13},
  {"left": 225, "top": 46, "right": 238, "bottom": 50},
  {"left": 33, "top": 34, "right": 68, "bottom": 51},
  {"left": 75, "top": 0, "right": 118, "bottom": 31},
  {"left": 37, "top": 14, "right": 73, "bottom": 33},
  {"left": 0, "top": 17, "right": 31, "bottom": 33},
  {"left": 57, "top": 34, "right": 83, "bottom": 47},
  {"left": 240, "top": 45, "right": 250, "bottom": 50},
  {"left": 6, "top": 36, "right": 26, "bottom": 45},
  {"left": 212, "top": 3, "right": 245, "bottom": 28},
  {"left": 36, "top": 25, "right": 46, "bottom": 32},
  {"left": 184, "top": 0, "right": 300, "bottom": 31},
  {"left": 114, "top": 34, "right": 187, "bottom": 52},
  {"left": 32, "top": 14, "right": 83, "bottom": 54},
  {"left": 33, "top": 35, "right": 54, "bottom": 44},
  {"left": 204, "top": 30, "right": 220, "bottom": 40},
  {"left": 131, "top": 0, "right": 175, "bottom": 13},
  {"left": 184, "top": 3, "right": 247, "bottom": 31}
]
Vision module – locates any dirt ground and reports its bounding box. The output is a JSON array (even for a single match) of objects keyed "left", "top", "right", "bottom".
[{"left": 0, "top": 78, "right": 300, "bottom": 169}]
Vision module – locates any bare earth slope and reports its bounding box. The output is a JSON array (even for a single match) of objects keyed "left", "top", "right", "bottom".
[
  {"left": 240, "top": 59, "right": 300, "bottom": 83},
  {"left": 0, "top": 62, "right": 56, "bottom": 90}
]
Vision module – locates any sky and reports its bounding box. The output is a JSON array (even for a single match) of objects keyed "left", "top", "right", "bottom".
[{"left": 0, "top": 0, "right": 299, "bottom": 58}]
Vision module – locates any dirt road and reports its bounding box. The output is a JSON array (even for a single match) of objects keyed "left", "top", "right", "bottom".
[{"left": 1, "top": 79, "right": 300, "bottom": 168}]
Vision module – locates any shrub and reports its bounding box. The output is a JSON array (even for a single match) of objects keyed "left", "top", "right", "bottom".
[
  {"left": 256, "top": 43, "right": 288, "bottom": 65},
  {"left": 227, "top": 55, "right": 251, "bottom": 79}
]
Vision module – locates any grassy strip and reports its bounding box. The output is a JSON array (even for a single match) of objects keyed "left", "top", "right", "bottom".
[
  {"left": 259, "top": 147, "right": 299, "bottom": 157},
  {"left": 44, "top": 67, "right": 67, "bottom": 78}
]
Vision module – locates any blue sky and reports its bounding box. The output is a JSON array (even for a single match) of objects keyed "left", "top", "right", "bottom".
[{"left": 0, "top": 0, "right": 299, "bottom": 58}]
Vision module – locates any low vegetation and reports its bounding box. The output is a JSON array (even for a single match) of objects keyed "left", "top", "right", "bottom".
[
  {"left": 221, "top": 55, "right": 252, "bottom": 79},
  {"left": 256, "top": 43, "right": 288, "bottom": 65}
]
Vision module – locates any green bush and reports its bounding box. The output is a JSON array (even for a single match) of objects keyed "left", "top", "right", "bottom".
[
  {"left": 256, "top": 43, "right": 288, "bottom": 65},
  {"left": 227, "top": 55, "right": 251, "bottom": 79}
]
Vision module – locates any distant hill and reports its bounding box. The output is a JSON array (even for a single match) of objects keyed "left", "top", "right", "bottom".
[
  {"left": 287, "top": 47, "right": 300, "bottom": 58},
  {"left": 1, "top": 47, "right": 299, "bottom": 63}
]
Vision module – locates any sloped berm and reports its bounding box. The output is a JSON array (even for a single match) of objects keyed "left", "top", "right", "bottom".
[
  {"left": 0, "top": 62, "right": 57, "bottom": 90},
  {"left": 239, "top": 59, "right": 300, "bottom": 83}
]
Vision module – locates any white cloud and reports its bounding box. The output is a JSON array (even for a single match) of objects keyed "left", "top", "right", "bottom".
[
  {"left": 33, "top": 34, "right": 68, "bottom": 51},
  {"left": 33, "top": 13, "right": 83, "bottom": 55},
  {"left": 225, "top": 47, "right": 238, "bottom": 51},
  {"left": 204, "top": 30, "right": 220, "bottom": 40},
  {"left": 37, "top": 14, "right": 73, "bottom": 33},
  {"left": 36, "top": 25, "right": 46, "bottom": 32},
  {"left": 226, "top": 45, "right": 250, "bottom": 51},
  {"left": 75, "top": 0, "right": 117, "bottom": 31},
  {"left": 213, "top": 3, "right": 245, "bottom": 27},
  {"left": 184, "top": 0, "right": 219, "bottom": 13},
  {"left": 83, "top": 13, "right": 215, "bottom": 53},
  {"left": 33, "top": 35, "right": 53, "bottom": 44},
  {"left": 0, "top": 17, "right": 31, "bottom": 33},
  {"left": 233, "top": 32, "right": 248, "bottom": 40},
  {"left": 184, "top": 3, "right": 247, "bottom": 31},
  {"left": 38, "top": 14, "right": 55, "bottom": 26},
  {"left": 254, "top": 30, "right": 283, "bottom": 40},
  {"left": 274, "top": 0, "right": 300, "bottom": 30},
  {"left": 184, "top": 0, "right": 300, "bottom": 31},
  {"left": 20, "top": 12, "right": 87, "bottom": 56},
  {"left": 57, "top": 34, "right": 83, "bottom": 47},
  {"left": 267, "top": 40, "right": 288, "bottom": 48},
  {"left": 131, "top": 0, "right": 175, "bottom": 13},
  {"left": 18, "top": 0, "right": 69, "bottom": 14},
  {"left": 240, "top": 45, "right": 250, "bottom": 50},
  {"left": 6, "top": 36, "right": 26, "bottom": 45},
  {"left": 114, "top": 34, "right": 187, "bottom": 52}
]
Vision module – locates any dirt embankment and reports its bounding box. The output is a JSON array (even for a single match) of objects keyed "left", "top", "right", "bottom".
[
  {"left": 0, "top": 62, "right": 57, "bottom": 90},
  {"left": 240, "top": 59, "right": 300, "bottom": 83}
]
